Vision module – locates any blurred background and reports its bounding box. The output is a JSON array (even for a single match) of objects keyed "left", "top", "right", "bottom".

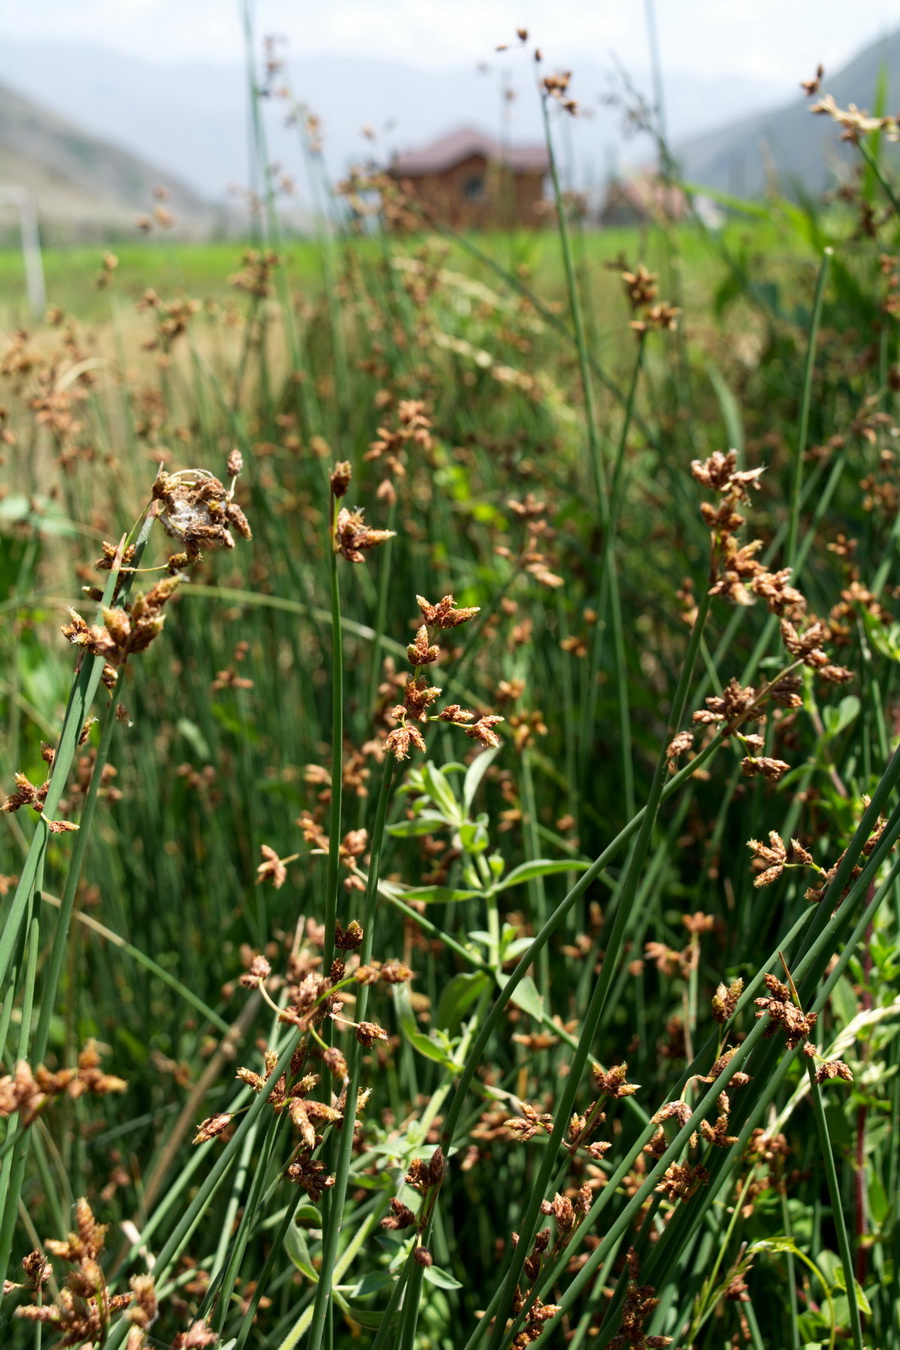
[{"left": 0, "top": 0, "right": 897, "bottom": 243}]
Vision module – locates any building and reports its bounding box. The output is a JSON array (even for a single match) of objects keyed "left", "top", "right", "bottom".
[
  {"left": 599, "top": 172, "right": 688, "bottom": 227},
  {"left": 388, "top": 128, "right": 549, "bottom": 230},
  {"left": 599, "top": 171, "right": 724, "bottom": 230}
]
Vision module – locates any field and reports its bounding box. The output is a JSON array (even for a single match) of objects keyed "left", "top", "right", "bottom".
[{"left": 1, "top": 91, "right": 900, "bottom": 1350}]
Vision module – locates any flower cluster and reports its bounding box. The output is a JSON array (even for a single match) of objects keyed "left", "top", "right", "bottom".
[
  {"left": 384, "top": 594, "right": 503, "bottom": 763},
  {"left": 1, "top": 721, "right": 96, "bottom": 832},
  {"left": 505, "top": 1062, "right": 638, "bottom": 1165},
  {"left": 365, "top": 398, "right": 433, "bottom": 504},
  {"left": 380, "top": 1145, "right": 445, "bottom": 1270},
  {"left": 495, "top": 494, "right": 563, "bottom": 590},
  {"left": 136, "top": 289, "right": 200, "bottom": 357},
  {"left": 0, "top": 1041, "right": 125, "bottom": 1127},
  {"left": 152, "top": 455, "right": 251, "bottom": 564},
  {"left": 674, "top": 450, "right": 855, "bottom": 781},
  {"left": 196, "top": 1043, "right": 354, "bottom": 1203},
  {"left": 617, "top": 260, "right": 680, "bottom": 334},
  {"left": 752, "top": 974, "right": 851, "bottom": 1083},
  {"left": 502, "top": 1182, "right": 593, "bottom": 1350},
  {"left": 609, "top": 1249, "right": 672, "bottom": 1349},
  {"left": 62, "top": 574, "right": 185, "bottom": 688},
  {"left": 258, "top": 819, "right": 370, "bottom": 894},
  {"left": 748, "top": 801, "right": 893, "bottom": 903},
  {"left": 642, "top": 1043, "right": 752, "bottom": 1192},
  {"left": 334, "top": 507, "right": 396, "bottom": 562},
  {"left": 14, "top": 1199, "right": 160, "bottom": 1349},
  {"left": 810, "top": 93, "right": 900, "bottom": 145}
]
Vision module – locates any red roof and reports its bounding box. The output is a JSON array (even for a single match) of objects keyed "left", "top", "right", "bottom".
[{"left": 390, "top": 128, "right": 549, "bottom": 177}]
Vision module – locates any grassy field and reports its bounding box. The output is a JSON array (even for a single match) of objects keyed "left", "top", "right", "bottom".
[
  {"left": 0, "top": 207, "right": 818, "bottom": 325},
  {"left": 1, "top": 91, "right": 900, "bottom": 1350}
]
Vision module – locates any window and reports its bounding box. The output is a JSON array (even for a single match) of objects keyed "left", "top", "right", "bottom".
[{"left": 463, "top": 174, "right": 485, "bottom": 203}]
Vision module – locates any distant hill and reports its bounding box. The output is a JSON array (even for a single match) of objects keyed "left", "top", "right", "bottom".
[
  {"left": 0, "top": 80, "right": 226, "bottom": 241},
  {"left": 675, "top": 28, "right": 900, "bottom": 199},
  {"left": 0, "top": 39, "right": 787, "bottom": 208}
]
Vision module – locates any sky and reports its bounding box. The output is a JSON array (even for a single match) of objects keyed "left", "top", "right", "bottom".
[{"left": 1, "top": 0, "right": 897, "bottom": 82}]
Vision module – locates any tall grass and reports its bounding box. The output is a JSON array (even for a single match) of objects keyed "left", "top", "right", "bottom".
[{"left": 1, "top": 54, "right": 899, "bottom": 1350}]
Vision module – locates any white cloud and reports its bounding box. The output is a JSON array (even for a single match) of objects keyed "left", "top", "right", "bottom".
[{"left": 0, "top": 0, "right": 894, "bottom": 79}]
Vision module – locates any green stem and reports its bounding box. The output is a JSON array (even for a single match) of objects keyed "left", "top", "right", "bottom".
[
  {"left": 276, "top": 1205, "right": 389, "bottom": 1350},
  {"left": 583, "top": 335, "right": 645, "bottom": 813},
  {"left": 540, "top": 93, "right": 608, "bottom": 518},
  {"left": 857, "top": 138, "right": 900, "bottom": 217},
  {"left": 0, "top": 916, "right": 39, "bottom": 1289},
  {"left": 367, "top": 500, "right": 398, "bottom": 717},
  {"left": 462, "top": 588, "right": 715, "bottom": 1350},
  {"left": 324, "top": 507, "right": 344, "bottom": 972},
  {"left": 786, "top": 247, "right": 831, "bottom": 567},
  {"left": 103, "top": 1030, "right": 302, "bottom": 1349},
  {"left": 31, "top": 675, "right": 121, "bottom": 1065},
  {"left": 306, "top": 754, "right": 395, "bottom": 1350}
]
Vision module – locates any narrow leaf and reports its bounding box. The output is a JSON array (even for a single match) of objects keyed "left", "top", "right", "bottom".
[
  {"left": 463, "top": 746, "right": 499, "bottom": 813},
  {"left": 496, "top": 859, "right": 590, "bottom": 889},
  {"left": 423, "top": 1264, "right": 463, "bottom": 1290},
  {"left": 497, "top": 972, "right": 544, "bottom": 1020}
]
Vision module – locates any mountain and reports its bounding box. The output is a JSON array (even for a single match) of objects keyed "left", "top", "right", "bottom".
[
  {"left": 0, "top": 80, "right": 226, "bottom": 241},
  {"left": 0, "top": 39, "right": 787, "bottom": 209},
  {"left": 674, "top": 28, "right": 900, "bottom": 199},
  {"left": 6, "top": 28, "right": 888, "bottom": 235}
]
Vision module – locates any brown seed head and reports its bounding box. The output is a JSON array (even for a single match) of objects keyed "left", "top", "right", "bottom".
[
  {"left": 334, "top": 507, "right": 395, "bottom": 563},
  {"left": 330, "top": 461, "right": 352, "bottom": 497},
  {"left": 193, "top": 1113, "right": 233, "bottom": 1144}
]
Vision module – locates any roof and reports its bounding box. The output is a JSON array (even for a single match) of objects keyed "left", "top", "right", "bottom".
[
  {"left": 601, "top": 172, "right": 687, "bottom": 221},
  {"left": 390, "top": 128, "right": 549, "bottom": 177}
]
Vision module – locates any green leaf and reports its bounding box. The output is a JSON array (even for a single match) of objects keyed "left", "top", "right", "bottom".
[
  {"left": 497, "top": 972, "right": 544, "bottom": 1020},
  {"left": 749, "top": 1236, "right": 802, "bottom": 1257},
  {"left": 706, "top": 363, "right": 744, "bottom": 454},
  {"left": 852, "top": 1279, "right": 872, "bottom": 1315},
  {"left": 294, "top": 1205, "right": 322, "bottom": 1225},
  {"left": 829, "top": 1262, "right": 871, "bottom": 1313},
  {"left": 868, "top": 1170, "right": 888, "bottom": 1226},
  {"left": 487, "top": 852, "right": 505, "bottom": 881},
  {"left": 828, "top": 975, "right": 858, "bottom": 1031},
  {"left": 284, "top": 1220, "right": 318, "bottom": 1283},
  {"left": 177, "top": 718, "right": 211, "bottom": 762},
  {"left": 387, "top": 811, "right": 451, "bottom": 838},
  {"left": 496, "top": 859, "right": 590, "bottom": 890},
  {"left": 861, "top": 610, "right": 900, "bottom": 662},
  {"left": 822, "top": 696, "right": 860, "bottom": 740},
  {"left": 680, "top": 182, "right": 772, "bottom": 219},
  {"left": 211, "top": 702, "right": 258, "bottom": 743},
  {"left": 393, "top": 984, "right": 458, "bottom": 1068},
  {"left": 393, "top": 885, "right": 482, "bottom": 905},
  {"left": 422, "top": 762, "right": 461, "bottom": 820},
  {"left": 423, "top": 1264, "right": 463, "bottom": 1290},
  {"left": 349, "top": 1270, "right": 395, "bottom": 1299},
  {"left": 459, "top": 815, "right": 490, "bottom": 855},
  {"left": 436, "top": 971, "right": 490, "bottom": 1032},
  {"left": 341, "top": 1304, "right": 400, "bottom": 1331},
  {"left": 502, "top": 937, "right": 535, "bottom": 961},
  {"left": 463, "top": 746, "right": 499, "bottom": 813},
  {"left": 0, "top": 494, "right": 84, "bottom": 537}
]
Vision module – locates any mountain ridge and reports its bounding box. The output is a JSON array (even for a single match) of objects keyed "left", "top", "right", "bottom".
[
  {"left": 0, "top": 78, "right": 225, "bottom": 240},
  {"left": 674, "top": 28, "right": 900, "bottom": 198}
]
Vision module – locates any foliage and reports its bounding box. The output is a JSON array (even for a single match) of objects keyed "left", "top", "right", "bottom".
[{"left": 1, "top": 51, "right": 900, "bottom": 1350}]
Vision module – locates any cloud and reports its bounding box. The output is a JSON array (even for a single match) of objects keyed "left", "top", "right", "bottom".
[{"left": 0, "top": 0, "right": 893, "bottom": 80}]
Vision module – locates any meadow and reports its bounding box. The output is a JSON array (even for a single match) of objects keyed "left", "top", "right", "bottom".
[{"left": 1, "top": 83, "right": 899, "bottom": 1350}]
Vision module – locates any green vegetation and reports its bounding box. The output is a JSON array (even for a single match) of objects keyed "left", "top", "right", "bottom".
[{"left": 1, "top": 77, "right": 900, "bottom": 1350}]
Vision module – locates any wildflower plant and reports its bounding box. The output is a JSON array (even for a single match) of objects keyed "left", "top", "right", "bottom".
[
  {"left": 0, "top": 450, "right": 252, "bottom": 1324},
  {"left": 4, "top": 29, "right": 900, "bottom": 1350}
]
